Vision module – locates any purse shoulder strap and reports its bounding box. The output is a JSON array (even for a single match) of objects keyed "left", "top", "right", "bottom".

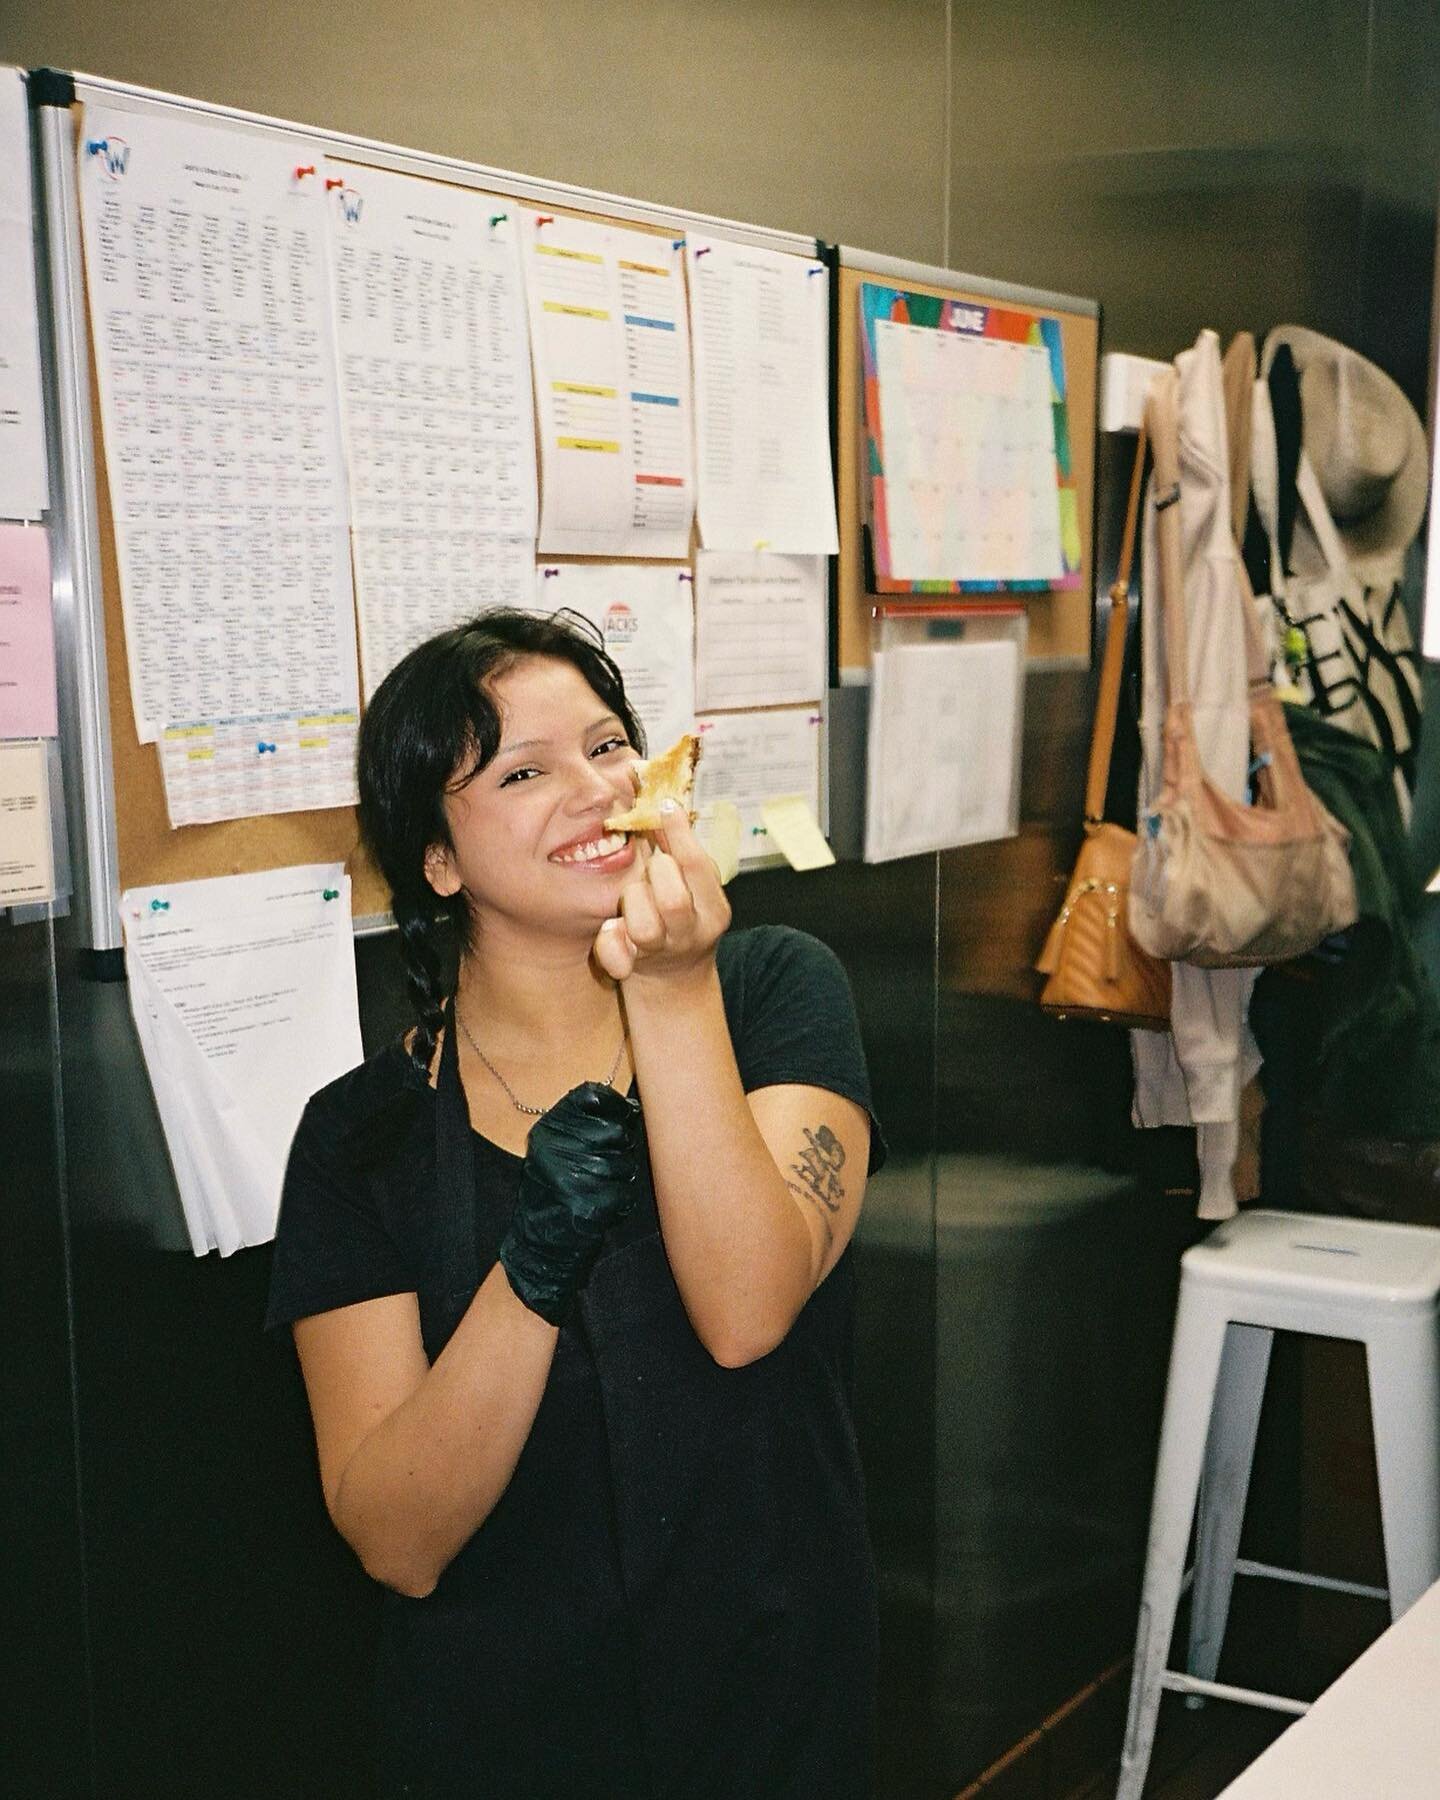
[
  {"left": 1145, "top": 367, "right": 1191, "bottom": 705},
  {"left": 1083, "top": 424, "right": 1148, "bottom": 828}
]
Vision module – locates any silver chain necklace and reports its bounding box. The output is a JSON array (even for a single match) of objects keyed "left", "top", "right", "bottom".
[{"left": 456, "top": 1008, "right": 627, "bottom": 1117}]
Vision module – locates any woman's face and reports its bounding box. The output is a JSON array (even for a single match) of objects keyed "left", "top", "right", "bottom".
[{"left": 424, "top": 654, "right": 642, "bottom": 941}]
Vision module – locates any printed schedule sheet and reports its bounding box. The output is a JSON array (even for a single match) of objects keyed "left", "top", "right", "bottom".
[
  {"left": 326, "top": 164, "right": 537, "bottom": 698},
  {"left": 78, "top": 104, "right": 359, "bottom": 822},
  {"left": 522, "top": 212, "right": 694, "bottom": 557}
]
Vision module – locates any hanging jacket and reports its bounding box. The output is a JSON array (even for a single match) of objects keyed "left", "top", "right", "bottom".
[{"left": 1129, "top": 330, "right": 1260, "bottom": 1220}]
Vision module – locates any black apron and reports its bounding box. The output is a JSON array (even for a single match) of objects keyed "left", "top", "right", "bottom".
[{"left": 374, "top": 1005, "right": 877, "bottom": 1800}]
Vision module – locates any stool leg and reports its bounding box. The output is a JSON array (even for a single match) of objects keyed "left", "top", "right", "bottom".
[
  {"left": 1185, "top": 1322, "right": 1273, "bottom": 1694},
  {"left": 1117, "top": 1289, "right": 1229, "bottom": 1800},
  {"left": 1365, "top": 1313, "right": 1440, "bottom": 1620}
]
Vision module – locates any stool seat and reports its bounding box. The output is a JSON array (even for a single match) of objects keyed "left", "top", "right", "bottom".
[
  {"left": 1116, "top": 1209, "right": 1440, "bottom": 1799},
  {"left": 1183, "top": 1210, "right": 1440, "bottom": 1314}
]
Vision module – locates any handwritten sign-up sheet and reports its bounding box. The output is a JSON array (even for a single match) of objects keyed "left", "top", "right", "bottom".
[
  {"left": 78, "top": 104, "right": 358, "bottom": 820},
  {"left": 326, "top": 163, "right": 537, "bottom": 699},
  {"left": 694, "top": 550, "right": 826, "bottom": 710}
]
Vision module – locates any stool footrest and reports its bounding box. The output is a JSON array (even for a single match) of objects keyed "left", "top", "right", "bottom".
[
  {"left": 1233, "top": 1558, "right": 1389, "bottom": 1602},
  {"left": 1159, "top": 1671, "right": 1310, "bottom": 1717}
]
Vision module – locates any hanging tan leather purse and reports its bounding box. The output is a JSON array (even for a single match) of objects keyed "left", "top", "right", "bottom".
[
  {"left": 1037, "top": 427, "right": 1172, "bottom": 1029},
  {"left": 1128, "top": 350, "right": 1358, "bottom": 969}
]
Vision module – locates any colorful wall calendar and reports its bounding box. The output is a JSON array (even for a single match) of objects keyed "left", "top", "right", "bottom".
[{"left": 859, "top": 282, "right": 1082, "bottom": 594}]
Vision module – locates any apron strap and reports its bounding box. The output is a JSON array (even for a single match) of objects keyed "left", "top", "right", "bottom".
[{"left": 435, "top": 995, "right": 481, "bottom": 1305}]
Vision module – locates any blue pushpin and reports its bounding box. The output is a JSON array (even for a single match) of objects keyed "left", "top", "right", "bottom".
[
  {"left": 86, "top": 139, "right": 108, "bottom": 156},
  {"left": 257, "top": 740, "right": 277, "bottom": 754}
]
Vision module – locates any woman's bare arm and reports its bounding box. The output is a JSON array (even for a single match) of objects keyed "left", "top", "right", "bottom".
[
  {"left": 293, "top": 1265, "right": 557, "bottom": 1598},
  {"left": 595, "top": 813, "right": 869, "bottom": 1366}
]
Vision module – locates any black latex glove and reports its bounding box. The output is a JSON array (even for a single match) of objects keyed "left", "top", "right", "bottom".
[{"left": 498, "top": 1081, "right": 642, "bottom": 1326}]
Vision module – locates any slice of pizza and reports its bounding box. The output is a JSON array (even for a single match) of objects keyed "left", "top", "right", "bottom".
[{"left": 604, "top": 733, "right": 702, "bottom": 832}]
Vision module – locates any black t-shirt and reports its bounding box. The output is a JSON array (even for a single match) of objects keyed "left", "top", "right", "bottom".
[
  {"left": 267, "top": 923, "right": 883, "bottom": 1333},
  {"left": 267, "top": 925, "right": 885, "bottom": 1800}
]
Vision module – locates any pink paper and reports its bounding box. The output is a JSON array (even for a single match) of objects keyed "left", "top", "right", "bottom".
[{"left": 0, "top": 524, "right": 57, "bottom": 739}]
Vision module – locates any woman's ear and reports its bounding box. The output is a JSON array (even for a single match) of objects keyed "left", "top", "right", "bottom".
[{"left": 423, "top": 841, "right": 462, "bottom": 898}]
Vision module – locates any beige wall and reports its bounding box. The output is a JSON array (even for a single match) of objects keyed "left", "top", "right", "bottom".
[{"left": 2, "top": 0, "right": 949, "bottom": 262}]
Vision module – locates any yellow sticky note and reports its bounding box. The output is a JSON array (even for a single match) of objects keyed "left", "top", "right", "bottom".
[
  {"left": 698, "top": 800, "right": 742, "bottom": 885},
  {"left": 760, "top": 797, "right": 835, "bottom": 872}
]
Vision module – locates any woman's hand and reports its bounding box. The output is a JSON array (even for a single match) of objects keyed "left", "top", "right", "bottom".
[{"left": 592, "top": 802, "right": 731, "bottom": 984}]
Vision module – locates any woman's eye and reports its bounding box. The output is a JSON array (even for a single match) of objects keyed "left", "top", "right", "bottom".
[
  {"left": 591, "top": 736, "right": 630, "bottom": 758},
  {"left": 499, "top": 765, "right": 541, "bottom": 788}
]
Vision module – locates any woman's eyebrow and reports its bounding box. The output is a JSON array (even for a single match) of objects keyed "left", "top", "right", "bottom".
[{"left": 496, "top": 716, "right": 623, "bottom": 757}]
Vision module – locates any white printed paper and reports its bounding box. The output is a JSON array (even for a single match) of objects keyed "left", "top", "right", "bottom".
[
  {"left": 693, "top": 706, "right": 823, "bottom": 867},
  {"left": 122, "top": 864, "right": 363, "bottom": 1256},
  {"left": 0, "top": 738, "right": 54, "bottom": 905},
  {"left": 873, "top": 319, "right": 1062, "bottom": 583},
  {"left": 0, "top": 523, "right": 57, "bottom": 738},
  {"left": 536, "top": 562, "right": 695, "bottom": 753},
  {"left": 864, "top": 638, "right": 1021, "bottom": 862},
  {"left": 78, "top": 105, "right": 358, "bottom": 742},
  {"left": 158, "top": 708, "right": 358, "bottom": 828},
  {"left": 687, "top": 236, "right": 837, "bottom": 555},
  {"left": 325, "top": 165, "right": 538, "bottom": 697},
  {"left": 0, "top": 70, "right": 48, "bottom": 520},
  {"left": 694, "top": 550, "right": 826, "bottom": 709},
  {"left": 522, "top": 214, "right": 694, "bottom": 557}
]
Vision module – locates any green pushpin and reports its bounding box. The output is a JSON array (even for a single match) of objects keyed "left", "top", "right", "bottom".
[
  {"left": 322, "top": 888, "right": 340, "bottom": 901},
  {"left": 1283, "top": 624, "right": 1308, "bottom": 665}
]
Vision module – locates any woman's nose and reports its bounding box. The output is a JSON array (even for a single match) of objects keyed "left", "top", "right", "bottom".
[{"left": 567, "top": 756, "right": 627, "bottom": 813}]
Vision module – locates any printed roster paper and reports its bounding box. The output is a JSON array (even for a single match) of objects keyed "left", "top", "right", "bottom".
[
  {"left": 0, "top": 739, "right": 55, "bottom": 905},
  {"left": 0, "top": 69, "right": 49, "bottom": 520},
  {"left": 326, "top": 164, "right": 537, "bottom": 699},
  {"left": 122, "top": 865, "right": 363, "bottom": 1256},
  {"left": 158, "top": 708, "right": 358, "bottom": 828},
  {"left": 693, "top": 706, "right": 825, "bottom": 869},
  {"left": 694, "top": 550, "right": 826, "bottom": 711},
  {"left": 864, "top": 636, "right": 1022, "bottom": 862},
  {"left": 687, "top": 236, "right": 837, "bottom": 556},
  {"left": 522, "top": 213, "right": 694, "bottom": 558},
  {"left": 77, "top": 104, "right": 359, "bottom": 744},
  {"left": 0, "top": 524, "right": 57, "bottom": 739},
  {"left": 536, "top": 562, "right": 695, "bottom": 754}
]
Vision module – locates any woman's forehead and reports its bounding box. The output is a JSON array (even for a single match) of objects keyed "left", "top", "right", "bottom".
[{"left": 489, "top": 654, "right": 616, "bottom": 738}]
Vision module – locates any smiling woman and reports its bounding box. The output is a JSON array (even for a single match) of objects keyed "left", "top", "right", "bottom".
[{"left": 264, "top": 608, "right": 888, "bottom": 1800}]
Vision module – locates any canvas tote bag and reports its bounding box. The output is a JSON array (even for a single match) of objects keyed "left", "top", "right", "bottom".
[
  {"left": 1251, "top": 390, "right": 1422, "bottom": 784},
  {"left": 1037, "top": 425, "right": 1171, "bottom": 1028},
  {"left": 1129, "top": 362, "right": 1358, "bottom": 969}
]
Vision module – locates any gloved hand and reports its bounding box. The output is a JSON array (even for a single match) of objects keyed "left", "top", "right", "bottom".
[{"left": 499, "top": 1081, "right": 642, "bottom": 1326}]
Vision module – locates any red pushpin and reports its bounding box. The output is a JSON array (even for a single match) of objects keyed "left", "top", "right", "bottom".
[
  {"left": 325, "top": 177, "right": 345, "bottom": 191},
  {"left": 535, "top": 214, "right": 554, "bottom": 228},
  {"left": 294, "top": 164, "right": 316, "bottom": 181}
]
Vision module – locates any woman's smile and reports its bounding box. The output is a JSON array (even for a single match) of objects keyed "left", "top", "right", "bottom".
[{"left": 548, "top": 829, "right": 636, "bottom": 872}]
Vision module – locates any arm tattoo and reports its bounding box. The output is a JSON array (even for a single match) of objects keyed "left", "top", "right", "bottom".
[
  {"left": 786, "top": 1181, "right": 835, "bottom": 1252},
  {"left": 788, "top": 1124, "right": 846, "bottom": 1249}
]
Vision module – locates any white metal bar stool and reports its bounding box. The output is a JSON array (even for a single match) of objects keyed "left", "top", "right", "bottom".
[{"left": 1116, "top": 1209, "right": 1440, "bottom": 1800}]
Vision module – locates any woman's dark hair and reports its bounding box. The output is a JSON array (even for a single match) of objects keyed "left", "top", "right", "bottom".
[{"left": 358, "top": 608, "right": 643, "bottom": 1086}]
